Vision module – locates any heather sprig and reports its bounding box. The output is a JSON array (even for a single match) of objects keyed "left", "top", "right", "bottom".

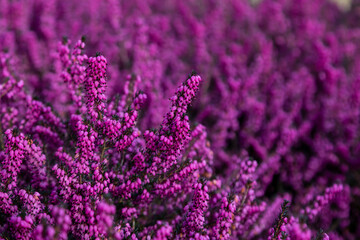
[{"left": 268, "top": 200, "right": 290, "bottom": 240}]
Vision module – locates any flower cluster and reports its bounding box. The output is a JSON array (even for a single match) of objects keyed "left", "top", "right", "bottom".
[
  {"left": 1, "top": 0, "right": 359, "bottom": 239},
  {"left": 0, "top": 46, "right": 268, "bottom": 239}
]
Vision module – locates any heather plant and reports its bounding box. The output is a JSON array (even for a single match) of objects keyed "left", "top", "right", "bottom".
[
  {"left": 0, "top": 46, "right": 265, "bottom": 239},
  {"left": 1, "top": 0, "right": 360, "bottom": 239}
]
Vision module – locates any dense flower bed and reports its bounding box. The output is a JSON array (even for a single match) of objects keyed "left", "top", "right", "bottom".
[{"left": 1, "top": 0, "right": 360, "bottom": 239}]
